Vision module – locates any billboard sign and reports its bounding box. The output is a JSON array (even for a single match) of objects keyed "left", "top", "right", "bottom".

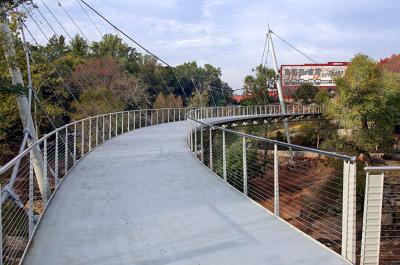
[{"left": 281, "top": 62, "right": 348, "bottom": 87}]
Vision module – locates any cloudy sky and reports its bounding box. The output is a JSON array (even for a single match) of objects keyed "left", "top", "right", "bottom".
[{"left": 27, "top": 0, "right": 399, "bottom": 91}]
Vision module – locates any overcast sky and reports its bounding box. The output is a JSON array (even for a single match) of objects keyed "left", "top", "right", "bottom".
[{"left": 28, "top": 0, "right": 400, "bottom": 91}]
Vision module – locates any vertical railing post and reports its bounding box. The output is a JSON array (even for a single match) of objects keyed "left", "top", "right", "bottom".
[
  {"left": 28, "top": 150, "right": 34, "bottom": 237},
  {"left": 194, "top": 126, "right": 198, "bottom": 154},
  {"left": 342, "top": 160, "right": 357, "bottom": 263},
  {"left": 127, "top": 112, "right": 130, "bottom": 131},
  {"left": 243, "top": 136, "right": 247, "bottom": 196},
  {"left": 145, "top": 110, "right": 148, "bottom": 126},
  {"left": 167, "top": 108, "right": 170, "bottom": 123},
  {"left": 139, "top": 110, "right": 142, "bottom": 127},
  {"left": 151, "top": 110, "right": 153, "bottom": 126},
  {"left": 200, "top": 126, "right": 204, "bottom": 162},
  {"left": 360, "top": 171, "right": 385, "bottom": 265},
  {"left": 96, "top": 117, "right": 99, "bottom": 147},
  {"left": 55, "top": 131, "right": 59, "bottom": 185},
  {"left": 115, "top": 113, "right": 118, "bottom": 135},
  {"left": 89, "top": 118, "right": 92, "bottom": 151},
  {"left": 134, "top": 111, "right": 136, "bottom": 130},
  {"left": 174, "top": 108, "right": 176, "bottom": 122},
  {"left": 274, "top": 143, "right": 279, "bottom": 216},
  {"left": 178, "top": 108, "right": 181, "bottom": 122},
  {"left": 209, "top": 126, "right": 213, "bottom": 171},
  {"left": 43, "top": 138, "right": 48, "bottom": 204},
  {"left": 102, "top": 116, "right": 105, "bottom": 143},
  {"left": 82, "top": 120, "right": 85, "bottom": 156},
  {"left": 109, "top": 114, "right": 112, "bottom": 139},
  {"left": 122, "top": 112, "right": 124, "bottom": 134},
  {"left": 65, "top": 127, "right": 69, "bottom": 172},
  {"left": 222, "top": 130, "right": 227, "bottom": 181},
  {"left": 73, "top": 123, "right": 77, "bottom": 163}
]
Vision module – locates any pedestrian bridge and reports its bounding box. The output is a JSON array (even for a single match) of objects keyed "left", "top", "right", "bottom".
[{"left": 0, "top": 105, "right": 383, "bottom": 265}]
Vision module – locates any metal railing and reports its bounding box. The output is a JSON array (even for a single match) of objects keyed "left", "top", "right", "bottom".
[
  {"left": 0, "top": 104, "right": 328, "bottom": 265},
  {"left": 0, "top": 107, "right": 197, "bottom": 265},
  {"left": 361, "top": 166, "right": 400, "bottom": 265},
  {"left": 186, "top": 105, "right": 358, "bottom": 264}
]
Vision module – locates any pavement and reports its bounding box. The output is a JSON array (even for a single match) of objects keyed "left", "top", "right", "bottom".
[{"left": 22, "top": 121, "right": 350, "bottom": 265}]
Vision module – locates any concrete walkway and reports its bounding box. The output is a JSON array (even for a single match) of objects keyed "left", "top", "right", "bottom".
[{"left": 23, "top": 121, "right": 350, "bottom": 265}]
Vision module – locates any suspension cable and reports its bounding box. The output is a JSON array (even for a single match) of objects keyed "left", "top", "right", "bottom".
[{"left": 78, "top": 0, "right": 189, "bottom": 100}]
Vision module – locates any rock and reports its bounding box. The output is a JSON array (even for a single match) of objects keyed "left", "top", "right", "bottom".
[{"left": 382, "top": 213, "right": 393, "bottom": 225}]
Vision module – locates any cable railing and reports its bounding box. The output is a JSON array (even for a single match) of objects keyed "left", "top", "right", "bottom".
[
  {"left": 0, "top": 107, "right": 194, "bottom": 265},
  {"left": 0, "top": 104, "right": 324, "bottom": 265},
  {"left": 186, "top": 105, "right": 358, "bottom": 264},
  {"left": 361, "top": 166, "right": 400, "bottom": 265}
]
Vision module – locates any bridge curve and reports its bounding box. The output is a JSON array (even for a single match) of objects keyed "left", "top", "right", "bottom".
[{"left": 21, "top": 116, "right": 349, "bottom": 264}]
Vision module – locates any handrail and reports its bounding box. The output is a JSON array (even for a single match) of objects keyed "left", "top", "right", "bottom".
[
  {"left": 186, "top": 108, "right": 355, "bottom": 161},
  {"left": 186, "top": 104, "right": 358, "bottom": 263},
  {"left": 364, "top": 166, "right": 400, "bottom": 172}
]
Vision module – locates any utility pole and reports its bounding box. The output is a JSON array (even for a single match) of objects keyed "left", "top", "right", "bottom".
[
  {"left": 1, "top": 13, "right": 49, "bottom": 202},
  {"left": 268, "top": 27, "right": 292, "bottom": 149}
]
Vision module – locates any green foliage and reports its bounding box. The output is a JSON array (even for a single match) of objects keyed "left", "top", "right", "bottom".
[
  {"left": 293, "top": 83, "right": 319, "bottom": 103},
  {"left": 188, "top": 90, "right": 209, "bottom": 107},
  {"left": 0, "top": 29, "right": 233, "bottom": 161},
  {"left": 153, "top": 93, "right": 183, "bottom": 109},
  {"left": 326, "top": 53, "right": 400, "bottom": 153},
  {"left": 314, "top": 89, "right": 330, "bottom": 105},
  {"left": 242, "top": 65, "right": 276, "bottom": 104},
  {"left": 214, "top": 136, "right": 258, "bottom": 190}
]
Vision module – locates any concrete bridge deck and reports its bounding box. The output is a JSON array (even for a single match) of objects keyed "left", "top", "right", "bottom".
[{"left": 22, "top": 121, "right": 350, "bottom": 265}]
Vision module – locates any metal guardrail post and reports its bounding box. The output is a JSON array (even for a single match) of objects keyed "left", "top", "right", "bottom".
[
  {"left": 222, "top": 130, "right": 227, "bottom": 181},
  {"left": 360, "top": 172, "right": 385, "bottom": 265},
  {"left": 74, "top": 123, "right": 77, "bottom": 163},
  {"left": 65, "top": 127, "right": 69, "bottom": 172},
  {"left": 145, "top": 110, "right": 148, "bottom": 126},
  {"left": 200, "top": 126, "right": 204, "bottom": 162},
  {"left": 122, "top": 112, "right": 124, "bottom": 134},
  {"left": 55, "top": 131, "right": 59, "bottom": 185},
  {"left": 209, "top": 127, "right": 213, "bottom": 171},
  {"left": 102, "top": 116, "right": 105, "bottom": 143},
  {"left": 43, "top": 138, "right": 48, "bottom": 204},
  {"left": 274, "top": 144, "right": 279, "bottom": 216},
  {"left": 150, "top": 110, "right": 153, "bottom": 126},
  {"left": 89, "top": 118, "right": 92, "bottom": 151},
  {"left": 133, "top": 111, "right": 136, "bottom": 130},
  {"left": 243, "top": 136, "right": 247, "bottom": 196},
  {"left": 194, "top": 126, "right": 198, "bottom": 153},
  {"left": 29, "top": 150, "right": 34, "bottom": 236},
  {"left": 96, "top": 117, "right": 99, "bottom": 146},
  {"left": 127, "top": 112, "right": 130, "bottom": 131},
  {"left": 342, "top": 161, "right": 357, "bottom": 263},
  {"left": 82, "top": 120, "right": 85, "bottom": 155},
  {"left": 109, "top": 114, "right": 112, "bottom": 139},
  {"left": 167, "top": 109, "right": 170, "bottom": 123},
  {"left": 115, "top": 113, "right": 118, "bottom": 135}
]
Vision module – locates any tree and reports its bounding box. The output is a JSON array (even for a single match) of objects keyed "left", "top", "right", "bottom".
[
  {"left": 379, "top": 54, "right": 400, "bottom": 73},
  {"left": 326, "top": 54, "right": 400, "bottom": 154},
  {"left": 293, "top": 83, "right": 319, "bottom": 104},
  {"left": 153, "top": 93, "right": 183, "bottom": 109},
  {"left": 188, "top": 90, "right": 209, "bottom": 107},
  {"left": 243, "top": 65, "right": 276, "bottom": 104},
  {"left": 69, "top": 56, "right": 150, "bottom": 117},
  {"left": 70, "top": 35, "right": 89, "bottom": 57}
]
